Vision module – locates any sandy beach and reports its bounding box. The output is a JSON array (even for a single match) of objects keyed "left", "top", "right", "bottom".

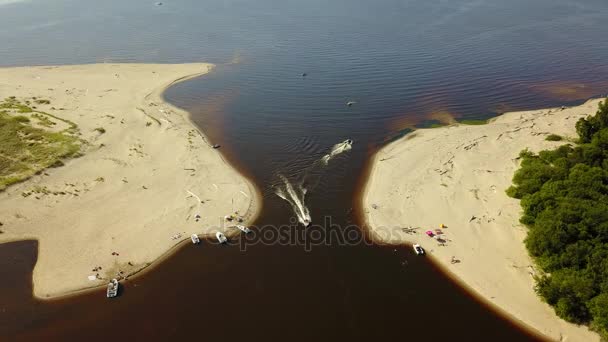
[
  {"left": 0, "top": 63, "right": 259, "bottom": 299},
  {"left": 363, "top": 98, "right": 605, "bottom": 341}
]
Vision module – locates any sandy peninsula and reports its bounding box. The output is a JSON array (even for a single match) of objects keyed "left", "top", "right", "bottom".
[
  {"left": 363, "top": 98, "right": 605, "bottom": 341},
  {"left": 0, "top": 63, "right": 258, "bottom": 298}
]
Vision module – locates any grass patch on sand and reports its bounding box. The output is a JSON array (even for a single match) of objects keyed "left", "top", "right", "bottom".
[
  {"left": 32, "top": 113, "right": 56, "bottom": 127},
  {"left": 458, "top": 119, "right": 488, "bottom": 125},
  {"left": 0, "top": 97, "right": 81, "bottom": 191}
]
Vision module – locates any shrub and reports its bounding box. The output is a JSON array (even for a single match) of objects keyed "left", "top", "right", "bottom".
[{"left": 545, "top": 134, "right": 563, "bottom": 141}]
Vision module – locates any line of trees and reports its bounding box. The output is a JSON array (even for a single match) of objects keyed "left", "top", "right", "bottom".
[{"left": 507, "top": 100, "right": 608, "bottom": 339}]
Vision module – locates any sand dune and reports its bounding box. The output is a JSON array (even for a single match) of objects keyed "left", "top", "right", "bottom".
[
  {"left": 363, "top": 98, "right": 605, "bottom": 341},
  {"left": 0, "top": 63, "right": 259, "bottom": 298}
]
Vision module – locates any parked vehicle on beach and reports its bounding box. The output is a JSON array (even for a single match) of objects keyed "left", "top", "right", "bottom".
[
  {"left": 191, "top": 234, "right": 200, "bottom": 244},
  {"left": 216, "top": 232, "right": 228, "bottom": 244},
  {"left": 107, "top": 279, "right": 119, "bottom": 298},
  {"left": 413, "top": 244, "right": 425, "bottom": 255}
]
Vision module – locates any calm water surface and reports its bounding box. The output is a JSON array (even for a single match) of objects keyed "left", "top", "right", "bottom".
[{"left": 2, "top": 0, "right": 608, "bottom": 340}]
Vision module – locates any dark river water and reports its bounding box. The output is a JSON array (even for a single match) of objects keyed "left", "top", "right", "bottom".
[{"left": 2, "top": 0, "right": 608, "bottom": 340}]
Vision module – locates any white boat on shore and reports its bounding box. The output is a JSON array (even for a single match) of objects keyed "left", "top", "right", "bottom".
[
  {"left": 216, "top": 231, "right": 228, "bottom": 244},
  {"left": 413, "top": 244, "right": 425, "bottom": 255},
  {"left": 191, "top": 234, "right": 200, "bottom": 244},
  {"left": 106, "top": 279, "right": 119, "bottom": 298},
  {"left": 236, "top": 225, "right": 251, "bottom": 234}
]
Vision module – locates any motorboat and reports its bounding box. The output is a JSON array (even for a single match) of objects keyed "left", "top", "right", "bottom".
[
  {"left": 191, "top": 234, "right": 200, "bottom": 244},
  {"left": 106, "top": 279, "right": 119, "bottom": 298},
  {"left": 236, "top": 225, "right": 251, "bottom": 234},
  {"left": 413, "top": 244, "right": 425, "bottom": 255},
  {"left": 216, "top": 231, "right": 228, "bottom": 244}
]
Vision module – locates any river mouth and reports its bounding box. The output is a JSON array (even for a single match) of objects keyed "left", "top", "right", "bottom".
[
  {"left": 0, "top": 63, "right": 556, "bottom": 341},
  {"left": 2, "top": 0, "right": 608, "bottom": 340}
]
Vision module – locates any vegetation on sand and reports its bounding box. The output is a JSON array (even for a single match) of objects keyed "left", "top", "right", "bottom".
[
  {"left": 0, "top": 97, "right": 81, "bottom": 190},
  {"left": 458, "top": 119, "right": 488, "bottom": 125},
  {"left": 507, "top": 101, "right": 608, "bottom": 338},
  {"left": 545, "top": 134, "right": 563, "bottom": 141}
]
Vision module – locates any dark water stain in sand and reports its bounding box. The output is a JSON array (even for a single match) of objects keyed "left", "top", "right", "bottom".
[{"left": 2, "top": 0, "right": 608, "bottom": 340}]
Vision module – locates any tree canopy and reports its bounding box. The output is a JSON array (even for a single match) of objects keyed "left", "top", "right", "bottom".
[{"left": 507, "top": 100, "right": 608, "bottom": 338}]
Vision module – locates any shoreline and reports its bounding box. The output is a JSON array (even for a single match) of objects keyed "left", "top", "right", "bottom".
[
  {"left": 361, "top": 98, "right": 605, "bottom": 342},
  {"left": 0, "top": 63, "right": 261, "bottom": 299}
]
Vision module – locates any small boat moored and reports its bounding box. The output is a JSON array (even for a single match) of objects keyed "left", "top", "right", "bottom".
[
  {"left": 236, "top": 225, "right": 252, "bottom": 234},
  {"left": 216, "top": 231, "right": 228, "bottom": 244},
  {"left": 413, "top": 244, "right": 425, "bottom": 255},
  {"left": 106, "top": 279, "right": 119, "bottom": 298},
  {"left": 191, "top": 234, "right": 200, "bottom": 244}
]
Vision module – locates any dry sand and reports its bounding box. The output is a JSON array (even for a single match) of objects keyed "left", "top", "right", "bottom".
[
  {"left": 0, "top": 63, "right": 259, "bottom": 299},
  {"left": 363, "top": 98, "right": 605, "bottom": 341}
]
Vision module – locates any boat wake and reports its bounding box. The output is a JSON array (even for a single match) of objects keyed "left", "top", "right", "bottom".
[
  {"left": 274, "top": 139, "right": 353, "bottom": 226},
  {"left": 275, "top": 174, "right": 311, "bottom": 226},
  {"left": 321, "top": 139, "right": 353, "bottom": 165}
]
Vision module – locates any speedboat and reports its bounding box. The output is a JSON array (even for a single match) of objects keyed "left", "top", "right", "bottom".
[
  {"left": 236, "top": 225, "right": 251, "bottom": 234},
  {"left": 216, "top": 232, "right": 228, "bottom": 244},
  {"left": 106, "top": 279, "right": 119, "bottom": 298},
  {"left": 413, "top": 244, "right": 425, "bottom": 255},
  {"left": 191, "top": 234, "right": 200, "bottom": 244}
]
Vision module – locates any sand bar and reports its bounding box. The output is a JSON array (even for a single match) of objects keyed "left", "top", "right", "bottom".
[
  {"left": 0, "top": 63, "right": 259, "bottom": 298},
  {"left": 363, "top": 98, "right": 605, "bottom": 341}
]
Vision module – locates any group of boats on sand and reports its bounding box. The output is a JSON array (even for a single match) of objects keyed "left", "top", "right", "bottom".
[
  {"left": 107, "top": 225, "right": 253, "bottom": 299},
  {"left": 190, "top": 225, "right": 251, "bottom": 245},
  {"left": 107, "top": 217, "right": 431, "bottom": 299}
]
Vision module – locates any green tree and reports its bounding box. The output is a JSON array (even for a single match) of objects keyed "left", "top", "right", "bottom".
[{"left": 508, "top": 101, "right": 608, "bottom": 338}]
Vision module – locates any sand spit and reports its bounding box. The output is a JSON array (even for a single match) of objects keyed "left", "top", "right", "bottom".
[
  {"left": 363, "top": 98, "right": 605, "bottom": 341},
  {"left": 0, "top": 63, "right": 258, "bottom": 298}
]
